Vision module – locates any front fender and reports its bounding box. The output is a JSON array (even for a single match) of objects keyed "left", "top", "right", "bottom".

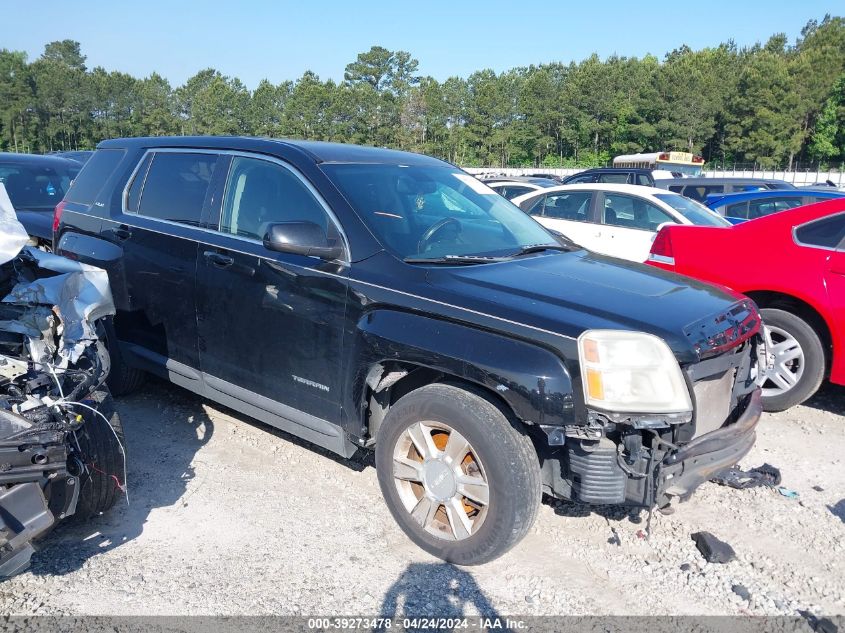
[{"left": 349, "top": 309, "right": 577, "bottom": 428}]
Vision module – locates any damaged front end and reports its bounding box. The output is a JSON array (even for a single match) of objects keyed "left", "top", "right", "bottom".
[
  {"left": 543, "top": 300, "right": 766, "bottom": 511},
  {"left": 0, "top": 185, "right": 122, "bottom": 579}
]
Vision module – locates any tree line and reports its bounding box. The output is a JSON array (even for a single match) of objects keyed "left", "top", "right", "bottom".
[{"left": 1, "top": 15, "right": 844, "bottom": 169}]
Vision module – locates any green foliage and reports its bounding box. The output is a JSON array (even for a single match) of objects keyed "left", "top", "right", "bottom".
[{"left": 2, "top": 23, "right": 845, "bottom": 168}]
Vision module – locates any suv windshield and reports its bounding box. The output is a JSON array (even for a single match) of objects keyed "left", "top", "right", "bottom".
[
  {"left": 0, "top": 162, "right": 80, "bottom": 210},
  {"left": 323, "top": 164, "right": 559, "bottom": 260},
  {"left": 654, "top": 193, "right": 731, "bottom": 227}
]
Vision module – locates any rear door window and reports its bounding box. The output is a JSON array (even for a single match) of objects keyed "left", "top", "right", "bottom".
[
  {"left": 135, "top": 152, "right": 218, "bottom": 226},
  {"left": 565, "top": 174, "right": 595, "bottom": 184},
  {"left": 597, "top": 173, "right": 628, "bottom": 184},
  {"left": 602, "top": 193, "right": 675, "bottom": 230},
  {"left": 636, "top": 174, "right": 651, "bottom": 186},
  {"left": 539, "top": 191, "right": 593, "bottom": 222},
  {"left": 724, "top": 201, "right": 749, "bottom": 219},
  {"left": 63, "top": 149, "right": 124, "bottom": 205},
  {"left": 747, "top": 197, "right": 804, "bottom": 220},
  {"left": 795, "top": 214, "right": 845, "bottom": 249}
]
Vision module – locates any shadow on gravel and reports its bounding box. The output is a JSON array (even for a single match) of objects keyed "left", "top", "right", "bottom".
[
  {"left": 28, "top": 378, "right": 214, "bottom": 577},
  {"left": 800, "top": 382, "right": 845, "bottom": 415},
  {"left": 546, "top": 496, "right": 645, "bottom": 525},
  {"left": 379, "top": 563, "right": 503, "bottom": 620},
  {"left": 829, "top": 499, "right": 845, "bottom": 523}
]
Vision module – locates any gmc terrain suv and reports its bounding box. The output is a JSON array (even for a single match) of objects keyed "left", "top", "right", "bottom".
[{"left": 55, "top": 137, "right": 765, "bottom": 564}]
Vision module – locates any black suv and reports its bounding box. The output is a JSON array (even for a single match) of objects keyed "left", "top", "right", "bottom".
[
  {"left": 561, "top": 167, "right": 678, "bottom": 186},
  {"left": 55, "top": 137, "right": 764, "bottom": 564}
]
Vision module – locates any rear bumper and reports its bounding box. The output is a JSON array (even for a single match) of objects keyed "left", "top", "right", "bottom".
[{"left": 659, "top": 388, "right": 762, "bottom": 500}]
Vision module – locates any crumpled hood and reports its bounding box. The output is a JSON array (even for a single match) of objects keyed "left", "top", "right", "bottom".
[{"left": 426, "top": 250, "right": 744, "bottom": 362}]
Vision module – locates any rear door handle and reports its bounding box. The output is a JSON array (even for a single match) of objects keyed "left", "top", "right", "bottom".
[{"left": 203, "top": 251, "right": 234, "bottom": 268}]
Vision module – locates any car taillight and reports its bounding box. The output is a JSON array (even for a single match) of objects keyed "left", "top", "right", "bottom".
[
  {"left": 53, "top": 200, "right": 66, "bottom": 233},
  {"left": 648, "top": 227, "right": 675, "bottom": 267}
]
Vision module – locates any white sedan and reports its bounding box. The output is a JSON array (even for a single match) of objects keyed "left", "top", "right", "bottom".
[{"left": 511, "top": 183, "right": 731, "bottom": 262}]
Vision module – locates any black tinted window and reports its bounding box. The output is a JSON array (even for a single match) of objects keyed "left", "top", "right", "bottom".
[
  {"left": 724, "top": 201, "right": 749, "bottom": 219},
  {"left": 497, "top": 186, "right": 533, "bottom": 200},
  {"left": 566, "top": 174, "right": 595, "bottom": 184},
  {"left": 795, "top": 214, "right": 845, "bottom": 249},
  {"left": 125, "top": 153, "right": 153, "bottom": 212},
  {"left": 747, "top": 196, "right": 804, "bottom": 219},
  {"left": 137, "top": 152, "right": 217, "bottom": 225},
  {"left": 597, "top": 173, "right": 628, "bottom": 184},
  {"left": 220, "top": 156, "right": 328, "bottom": 240},
  {"left": 64, "top": 149, "right": 123, "bottom": 205},
  {"left": 684, "top": 185, "right": 723, "bottom": 202}
]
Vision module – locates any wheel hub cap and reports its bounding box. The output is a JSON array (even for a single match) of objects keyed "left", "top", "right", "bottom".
[
  {"left": 762, "top": 325, "right": 805, "bottom": 397},
  {"left": 422, "top": 459, "right": 456, "bottom": 501},
  {"left": 392, "top": 421, "right": 490, "bottom": 541}
]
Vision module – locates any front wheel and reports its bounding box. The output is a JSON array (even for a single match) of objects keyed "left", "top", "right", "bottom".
[
  {"left": 760, "top": 308, "right": 825, "bottom": 412},
  {"left": 375, "top": 383, "right": 541, "bottom": 565}
]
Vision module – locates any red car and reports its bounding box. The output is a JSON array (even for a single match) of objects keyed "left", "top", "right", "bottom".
[{"left": 647, "top": 199, "right": 845, "bottom": 411}]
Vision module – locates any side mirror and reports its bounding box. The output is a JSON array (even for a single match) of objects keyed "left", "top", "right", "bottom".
[{"left": 262, "top": 221, "right": 344, "bottom": 261}]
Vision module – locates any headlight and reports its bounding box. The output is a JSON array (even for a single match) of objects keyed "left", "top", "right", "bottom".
[{"left": 577, "top": 330, "right": 692, "bottom": 413}]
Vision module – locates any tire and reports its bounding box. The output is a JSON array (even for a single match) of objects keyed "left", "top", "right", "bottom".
[
  {"left": 103, "top": 319, "right": 145, "bottom": 396},
  {"left": 760, "top": 308, "right": 826, "bottom": 412},
  {"left": 375, "top": 383, "right": 541, "bottom": 565},
  {"left": 72, "top": 388, "right": 127, "bottom": 520}
]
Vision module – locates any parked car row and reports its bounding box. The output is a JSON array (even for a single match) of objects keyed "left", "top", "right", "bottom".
[
  {"left": 37, "top": 136, "right": 772, "bottom": 565},
  {"left": 481, "top": 171, "right": 842, "bottom": 413}
]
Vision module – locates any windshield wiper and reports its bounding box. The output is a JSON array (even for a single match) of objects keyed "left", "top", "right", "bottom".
[
  {"left": 403, "top": 254, "right": 511, "bottom": 265},
  {"left": 512, "top": 242, "right": 577, "bottom": 256}
]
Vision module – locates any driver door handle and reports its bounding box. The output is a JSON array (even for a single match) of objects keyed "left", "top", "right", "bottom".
[{"left": 203, "top": 251, "right": 234, "bottom": 268}]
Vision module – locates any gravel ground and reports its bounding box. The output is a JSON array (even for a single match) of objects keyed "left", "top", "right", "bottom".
[{"left": 1, "top": 378, "right": 843, "bottom": 617}]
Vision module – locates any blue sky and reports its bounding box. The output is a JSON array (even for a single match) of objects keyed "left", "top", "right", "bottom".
[{"left": 7, "top": 1, "right": 842, "bottom": 89}]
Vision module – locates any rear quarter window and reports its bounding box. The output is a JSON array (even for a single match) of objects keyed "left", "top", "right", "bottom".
[
  {"left": 795, "top": 214, "right": 845, "bottom": 249},
  {"left": 64, "top": 149, "right": 125, "bottom": 205}
]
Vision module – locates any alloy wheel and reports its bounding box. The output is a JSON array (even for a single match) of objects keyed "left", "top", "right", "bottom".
[
  {"left": 762, "top": 325, "right": 805, "bottom": 397},
  {"left": 392, "top": 421, "right": 489, "bottom": 541}
]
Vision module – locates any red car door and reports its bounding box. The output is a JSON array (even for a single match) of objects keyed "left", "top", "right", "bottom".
[{"left": 797, "top": 214, "right": 845, "bottom": 384}]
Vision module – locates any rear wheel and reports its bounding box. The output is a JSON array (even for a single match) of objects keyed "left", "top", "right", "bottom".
[
  {"left": 760, "top": 308, "right": 825, "bottom": 412},
  {"left": 375, "top": 383, "right": 541, "bottom": 565},
  {"left": 103, "top": 319, "right": 145, "bottom": 396}
]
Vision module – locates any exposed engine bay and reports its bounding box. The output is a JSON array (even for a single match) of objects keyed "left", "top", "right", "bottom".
[{"left": 0, "top": 183, "right": 122, "bottom": 579}]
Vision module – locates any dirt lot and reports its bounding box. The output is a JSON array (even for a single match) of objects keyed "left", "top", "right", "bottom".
[{"left": 1, "top": 378, "right": 843, "bottom": 617}]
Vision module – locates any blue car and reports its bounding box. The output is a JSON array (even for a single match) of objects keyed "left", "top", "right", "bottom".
[{"left": 705, "top": 189, "right": 845, "bottom": 224}]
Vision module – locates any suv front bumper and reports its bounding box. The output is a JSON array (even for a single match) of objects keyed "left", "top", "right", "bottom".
[{"left": 658, "top": 388, "right": 762, "bottom": 501}]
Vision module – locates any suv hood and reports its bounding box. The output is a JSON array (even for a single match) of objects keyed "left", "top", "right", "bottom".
[{"left": 426, "top": 250, "right": 748, "bottom": 363}]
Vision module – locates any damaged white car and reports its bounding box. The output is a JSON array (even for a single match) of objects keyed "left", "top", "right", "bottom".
[{"left": 0, "top": 183, "right": 125, "bottom": 578}]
